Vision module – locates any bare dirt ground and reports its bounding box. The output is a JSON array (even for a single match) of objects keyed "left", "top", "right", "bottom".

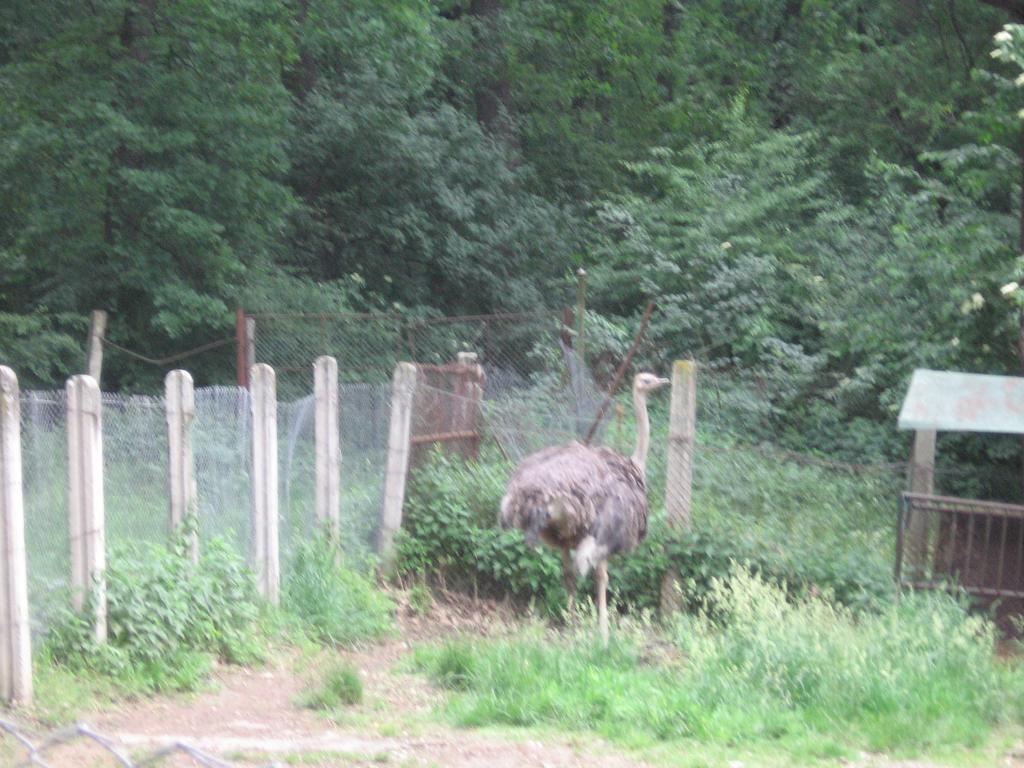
[{"left": 6, "top": 592, "right": 1024, "bottom": 768}]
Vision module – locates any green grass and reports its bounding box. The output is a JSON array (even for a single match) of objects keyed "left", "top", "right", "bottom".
[
  {"left": 283, "top": 537, "right": 395, "bottom": 647},
  {"left": 412, "top": 566, "right": 1024, "bottom": 757},
  {"left": 299, "top": 658, "right": 364, "bottom": 710}
]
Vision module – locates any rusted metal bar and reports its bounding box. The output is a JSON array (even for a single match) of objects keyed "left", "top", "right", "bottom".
[
  {"left": 410, "top": 430, "right": 478, "bottom": 446},
  {"left": 583, "top": 301, "right": 656, "bottom": 446},
  {"left": 965, "top": 513, "right": 976, "bottom": 587},
  {"left": 945, "top": 511, "right": 960, "bottom": 576},
  {"left": 983, "top": 511, "right": 994, "bottom": 588},
  {"left": 411, "top": 310, "right": 562, "bottom": 326},
  {"left": 998, "top": 514, "right": 1009, "bottom": 590},
  {"left": 1016, "top": 516, "right": 1024, "bottom": 590},
  {"left": 235, "top": 308, "right": 248, "bottom": 389},
  {"left": 905, "top": 582, "right": 1024, "bottom": 599},
  {"left": 903, "top": 492, "right": 1024, "bottom": 518},
  {"left": 895, "top": 494, "right": 908, "bottom": 588},
  {"left": 414, "top": 363, "right": 480, "bottom": 375}
]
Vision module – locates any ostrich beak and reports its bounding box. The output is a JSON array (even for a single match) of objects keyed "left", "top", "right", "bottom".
[{"left": 656, "top": 377, "right": 670, "bottom": 389}]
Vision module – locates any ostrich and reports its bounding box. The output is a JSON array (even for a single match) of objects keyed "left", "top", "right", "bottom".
[{"left": 499, "top": 372, "right": 669, "bottom": 645}]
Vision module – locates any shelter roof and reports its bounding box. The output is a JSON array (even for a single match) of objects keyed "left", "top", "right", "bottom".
[{"left": 898, "top": 369, "right": 1024, "bottom": 434}]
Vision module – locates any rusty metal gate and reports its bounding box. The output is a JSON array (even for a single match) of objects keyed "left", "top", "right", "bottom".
[
  {"left": 409, "top": 360, "right": 486, "bottom": 468},
  {"left": 897, "top": 492, "right": 1024, "bottom": 599}
]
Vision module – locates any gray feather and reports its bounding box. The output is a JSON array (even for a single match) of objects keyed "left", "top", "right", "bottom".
[{"left": 499, "top": 441, "right": 649, "bottom": 569}]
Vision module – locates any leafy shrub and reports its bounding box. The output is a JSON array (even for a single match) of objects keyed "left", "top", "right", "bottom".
[
  {"left": 413, "top": 567, "right": 1024, "bottom": 752},
  {"left": 299, "top": 659, "right": 363, "bottom": 709},
  {"left": 397, "top": 452, "right": 895, "bottom": 617},
  {"left": 45, "top": 536, "right": 264, "bottom": 693},
  {"left": 397, "top": 454, "right": 567, "bottom": 614},
  {"left": 283, "top": 537, "right": 394, "bottom": 647}
]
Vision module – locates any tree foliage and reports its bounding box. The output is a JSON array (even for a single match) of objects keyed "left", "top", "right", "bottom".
[{"left": 2, "top": 0, "right": 1024, "bottom": 468}]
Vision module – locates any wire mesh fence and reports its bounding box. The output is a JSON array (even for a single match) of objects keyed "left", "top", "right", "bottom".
[
  {"left": 249, "top": 311, "right": 566, "bottom": 397},
  {"left": 193, "top": 386, "right": 253, "bottom": 560},
  {"left": 18, "top": 303, "right": 1001, "bottom": 659},
  {"left": 0, "top": 717, "right": 280, "bottom": 767},
  {"left": 16, "top": 379, "right": 391, "bottom": 641},
  {"left": 103, "top": 392, "right": 170, "bottom": 549},
  {"left": 19, "top": 390, "right": 70, "bottom": 641}
]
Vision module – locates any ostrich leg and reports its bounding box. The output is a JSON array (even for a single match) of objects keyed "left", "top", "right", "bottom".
[
  {"left": 561, "top": 548, "right": 577, "bottom": 620},
  {"left": 596, "top": 560, "right": 609, "bottom": 647}
]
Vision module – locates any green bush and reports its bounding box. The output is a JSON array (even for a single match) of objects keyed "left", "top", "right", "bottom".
[
  {"left": 44, "top": 536, "right": 264, "bottom": 693},
  {"left": 299, "top": 659, "right": 363, "bottom": 710},
  {"left": 397, "top": 453, "right": 567, "bottom": 614},
  {"left": 413, "top": 567, "right": 1024, "bottom": 753},
  {"left": 282, "top": 537, "right": 394, "bottom": 647},
  {"left": 397, "top": 452, "right": 895, "bottom": 617}
]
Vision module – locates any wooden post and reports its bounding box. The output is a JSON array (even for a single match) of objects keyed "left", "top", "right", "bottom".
[
  {"left": 0, "top": 368, "right": 32, "bottom": 704},
  {"left": 236, "top": 309, "right": 249, "bottom": 390},
  {"left": 67, "top": 374, "right": 106, "bottom": 642},
  {"left": 85, "top": 310, "right": 107, "bottom": 384},
  {"left": 165, "top": 370, "right": 198, "bottom": 562},
  {"left": 661, "top": 359, "right": 696, "bottom": 620},
  {"left": 314, "top": 356, "right": 340, "bottom": 540},
  {"left": 906, "top": 429, "right": 936, "bottom": 571},
  {"left": 250, "top": 364, "right": 279, "bottom": 604},
  {"left": 379, "top": 362, "right": 417, "bottom": 569},
  {"left": 245, "top": 316, "right": 256, "bottom": 371}
]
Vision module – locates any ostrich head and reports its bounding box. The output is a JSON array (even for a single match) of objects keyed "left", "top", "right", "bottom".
[
  {"left": 632, "top": 372, "right": 670, "bottom": 395},
  {"left": 630, "top": 372, "right": 669, "bottom": 476}
]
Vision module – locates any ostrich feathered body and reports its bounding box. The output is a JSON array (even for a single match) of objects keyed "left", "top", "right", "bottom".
[{"left": 499, "top": 441, "right": 648, "bottom": 573}]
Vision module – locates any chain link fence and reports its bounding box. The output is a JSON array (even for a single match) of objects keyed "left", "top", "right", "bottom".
[
  {"left": 20, "top": 390, "right": 70, "bottom": 641},
  {"left": 249, "top": 311, "right": 566, "bottom": 397},
  {"left": 17, "top": 379, "right": 391, "bottom": 641},
  {"left": 0, "top": 717, "right": 279, "bottom": 767},
  {"left": 19, "top": 306, "right": 992, "bottom": 652}
]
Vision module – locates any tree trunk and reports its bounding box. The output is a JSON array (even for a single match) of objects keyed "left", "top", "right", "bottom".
[
  {"left": 284, "top": 0, "right": 317, "bottom": 101},
  {"left": 469, "top": 0, "right": 516, "bottom": 146},
  {"left": 656, "top": 2, "right": 681, "bottom": 102}
]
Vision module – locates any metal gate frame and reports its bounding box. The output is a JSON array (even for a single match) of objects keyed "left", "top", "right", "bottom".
[{"left": 897, "top": 492, "right": 1024, "bottom": 599}]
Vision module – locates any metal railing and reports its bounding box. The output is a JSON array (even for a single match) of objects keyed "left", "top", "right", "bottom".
[{"left": 897, "top": 492, "right": 1024, "bottom": 598}]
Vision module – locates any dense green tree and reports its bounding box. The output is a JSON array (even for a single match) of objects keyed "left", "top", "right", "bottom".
[
  {"left": 0, "top": 0, "right": 296, "bottom": 387},
  {"left": 3, "top": 0, "right": 1024, "bottom": 474}
]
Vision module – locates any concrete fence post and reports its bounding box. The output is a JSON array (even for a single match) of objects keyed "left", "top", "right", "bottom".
[
  {"left": 250, "top": 364, "right": 279, "bottom": 605},
  {"left": 0, "top": 367, "right": 32, "bottom": 704},
  {"left": 314, "top": 356, "right": 340, "bottom": 541},
  {"left": 665, "top": 360, "right": 697, "bottom": 530},
  {"left": 660, "top": 359, "right": 697, "bottom": 620},
  {"left": 165, "top": 369, "right": 198, "bottom": 562},
  {"left": 85, "top": 310, "right": 107, "bottom": 384},
  {"left": 67, "top": 374, "right": 106, "bottom": 642},
  {"left": 379, "top": 362, "right": 417, "bottom": 569}
]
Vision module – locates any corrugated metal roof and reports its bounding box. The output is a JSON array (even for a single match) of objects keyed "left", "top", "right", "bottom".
[{"left": 898, "top": 369, "right": 1024, "bottom": 434}]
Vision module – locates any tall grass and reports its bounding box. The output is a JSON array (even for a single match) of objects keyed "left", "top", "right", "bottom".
[
  {"left": 43, "top": 536, "right": 265, "bottom": 694},
  {"left": 282, "top": 537, "right": 394, "bottom": 647},
  {"left": 413, "top": 566, "right": 1024, "bottom": 754}
]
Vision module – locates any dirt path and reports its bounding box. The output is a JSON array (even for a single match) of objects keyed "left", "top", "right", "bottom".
[
  {"left": 13, "top": 594, "right": 652, "bottom": 767},
  {"left": 7, "top": 593, "right": 1024, "bottom": 767}
]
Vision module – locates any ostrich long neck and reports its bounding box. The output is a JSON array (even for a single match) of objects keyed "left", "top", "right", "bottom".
[{"left": 631, "top": 387, "right": 650, "bottom": 479}]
